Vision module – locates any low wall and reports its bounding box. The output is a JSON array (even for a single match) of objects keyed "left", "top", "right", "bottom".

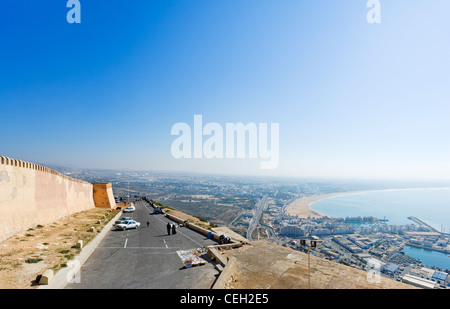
[
  {"left": 0, "top": 156, "right": 96, "bottom": 243},
  {"left": 212, "top": 257, "right": 237, "bottom": 289},
  {"left": 168, "top": 213, "right": 221, "bottom": 239}
]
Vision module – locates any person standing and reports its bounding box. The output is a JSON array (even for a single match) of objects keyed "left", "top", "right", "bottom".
[
  {"left": 166, "top": 222, "right": 171, "bottom": 235},
  {"left": 172, "top": 223, "right": 177, "bottom": 235}
]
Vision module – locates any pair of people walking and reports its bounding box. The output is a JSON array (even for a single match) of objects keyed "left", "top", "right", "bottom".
[{"left": 166, "top": 222, "right": 177, "bottom": 235}]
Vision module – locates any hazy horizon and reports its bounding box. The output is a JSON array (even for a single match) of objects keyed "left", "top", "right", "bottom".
[
  {"left": 22, "top": 159, "right": 450, "bottom": 187},
  {"left": 2, "top": 1, "right": 450, "bottom": 181}
]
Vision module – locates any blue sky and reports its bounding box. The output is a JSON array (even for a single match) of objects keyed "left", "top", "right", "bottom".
[{"left": 1, "top": 0, "right": 450, "bottom": 180}]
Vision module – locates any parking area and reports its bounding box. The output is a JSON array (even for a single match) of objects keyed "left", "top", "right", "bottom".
[{"left": 65, "top": 200, "right": 219, "bottom": 289}]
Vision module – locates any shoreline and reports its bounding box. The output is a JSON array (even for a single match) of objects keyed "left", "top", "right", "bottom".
[
  {"left": 284, "top": 187, "right": 450, "bottom": 219},
  {"left": 284, "top": 191, "right": 361, "bottom": 219}
]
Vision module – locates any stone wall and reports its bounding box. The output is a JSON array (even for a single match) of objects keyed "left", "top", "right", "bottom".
[{"left": 0, "top": 156, "right": 96, "bottom": 243}]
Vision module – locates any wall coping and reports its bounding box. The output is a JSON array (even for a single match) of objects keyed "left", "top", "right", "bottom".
[{"left": 0, "top": 155, "right": 90, "bottom": 185}]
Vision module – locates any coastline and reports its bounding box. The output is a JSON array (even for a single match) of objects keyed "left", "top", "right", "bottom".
[
  {"left": 285, "top": 189, "right": 403, "bottom": 219},
  {"left": 284, "top": 191, "right": 361, "bottom": 218},
  {"left": 284, "top": 186, "right": 450, "bottom": 220}
]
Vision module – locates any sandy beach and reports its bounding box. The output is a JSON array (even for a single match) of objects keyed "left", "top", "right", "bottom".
[
  {"left": 285, "top": 192, "right": 360, "bottom": 218},
  {"left": 285, "top": 187, "right": 450, "bottom": 221}
]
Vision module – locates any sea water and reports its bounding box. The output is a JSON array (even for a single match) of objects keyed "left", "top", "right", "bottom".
[
  {"left": 310, "top": 188, "right": 450, "bottom": 270},
  {"left": 403, "top": 245, "right": 450, "bottom": 270},
  {"left": 310, "top": 188, "right": 450, "bottom": 232}
]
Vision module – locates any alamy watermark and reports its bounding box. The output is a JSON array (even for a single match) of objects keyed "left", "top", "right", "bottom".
[
  {"left": 171, "top": 115, "right": 279, "bottom": 169},
  {"left": 66, "top": 258, "right": 81, "bottom": 284},
  {"left": 66, "top": 0, "right": 81, "bottom": 24},
  {"left": 367, "top": 0, "right": 381, "bottom": 24},
  {"left": 366, "top": 258, "right": 382, "bottom": 284},
  {"left": 66, "top": 1, "right": 379, "bottom": 25}
]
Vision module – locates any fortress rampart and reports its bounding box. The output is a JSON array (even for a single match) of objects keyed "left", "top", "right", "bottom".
[
  {"left": 93, "top": 183, "right": 116, "bottom": 209},
  {"left": 0, "top": 156, "right": 115, "bottom": 243}
]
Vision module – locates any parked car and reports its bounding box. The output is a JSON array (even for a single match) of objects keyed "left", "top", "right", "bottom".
[
  {"left": 114, "top": 217, "right": 133, "bottom": 226},
  {"left": 123, "top": 205, "right": 136, "bottom": 213},
  {"left": 153, "top": 207, "right": 163, "bottom": 214},
  {"left": 115, "top": 220, "right": 140, "bottom": 230}
]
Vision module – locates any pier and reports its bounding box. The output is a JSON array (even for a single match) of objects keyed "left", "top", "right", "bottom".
[
  {"left": 407, "top": 216, "right": 440, "bottom": 233},
  {"left": 405, "top": 242, "right": 450, "bottom": 254}
]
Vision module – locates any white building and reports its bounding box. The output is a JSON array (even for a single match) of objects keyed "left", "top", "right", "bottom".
[
  {"left": 402, "top": 274, "right": 436, "bottom": 289},
  {"left": 411, "top": 267, "right": 436, "bottom": 280},
  {"left": 278, "top": 225, "right": 305, "bottom": 237}
]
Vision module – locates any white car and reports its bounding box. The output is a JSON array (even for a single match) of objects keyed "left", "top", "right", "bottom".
[
  {"left": 114, "top": 217, "right": 133, "bottom": 226},
  {"left": 115, "top": 220, "right": 140, "bottom": 230},
  {"left": 122, "top": 206, "right": 135, "bottom": 213}
]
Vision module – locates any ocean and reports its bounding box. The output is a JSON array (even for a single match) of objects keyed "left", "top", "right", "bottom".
[
  {"left": 310, "top": 188, "right": 450, "bottom": 232},
  {"left": 310, "top": 188, "right": 450, "bottom": 270}
]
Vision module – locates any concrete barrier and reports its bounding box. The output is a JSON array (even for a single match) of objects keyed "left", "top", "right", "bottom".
[
  {"left": 164, "top": 211, "right": 243, "bottom": 244},
  {"left": 38, "top": 269, "right": 54, "bottom": 285},
  {"left": 212, "top": 257, "right": 237, "bottom": 289},
  {"left": 75, "top": 239, "right": 83, "bottom": 249},
  {"left": 207, "top": 246, "right": 228, "bottom": 266},
  {"left": 159, "top": 207, "right": 220, "bottom": 240}
]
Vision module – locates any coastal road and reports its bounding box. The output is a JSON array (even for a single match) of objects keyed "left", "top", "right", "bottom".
[{"left": 65, "top": 200, "right": 219, "bottom": 289}]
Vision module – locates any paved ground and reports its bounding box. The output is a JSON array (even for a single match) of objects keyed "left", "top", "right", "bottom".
[{"left": 65, "top": 200, "right": 219, "bottom": 289}]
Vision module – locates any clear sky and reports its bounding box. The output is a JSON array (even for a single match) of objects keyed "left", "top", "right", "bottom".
[{"left": 1, "top": 0, "right": 450, "bottom": 181}]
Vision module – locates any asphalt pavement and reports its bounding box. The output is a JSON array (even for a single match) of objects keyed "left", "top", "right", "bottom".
[{"left": 65, "top": 200, "right": 219, "bottom": 289}]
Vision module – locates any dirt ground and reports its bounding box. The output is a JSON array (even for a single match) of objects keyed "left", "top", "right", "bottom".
[{"left": 0, "top": 208, "right": 118, "bottom": 289}]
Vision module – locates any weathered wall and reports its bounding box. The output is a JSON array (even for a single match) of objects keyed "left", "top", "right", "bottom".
[
  {"left": 0, "top": 156, "right": 96, "bottom": 243},
  {"left": 93, "top": 183, "right": 116, "bottom": 209}
]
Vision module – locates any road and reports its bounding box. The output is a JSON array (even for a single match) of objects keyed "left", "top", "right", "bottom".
[
  {"left": 65, "top": 199, "right": 219, "bottom": 289},
  {"left": 246, "top": 196, "right": 269, "bottom": 241}
]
